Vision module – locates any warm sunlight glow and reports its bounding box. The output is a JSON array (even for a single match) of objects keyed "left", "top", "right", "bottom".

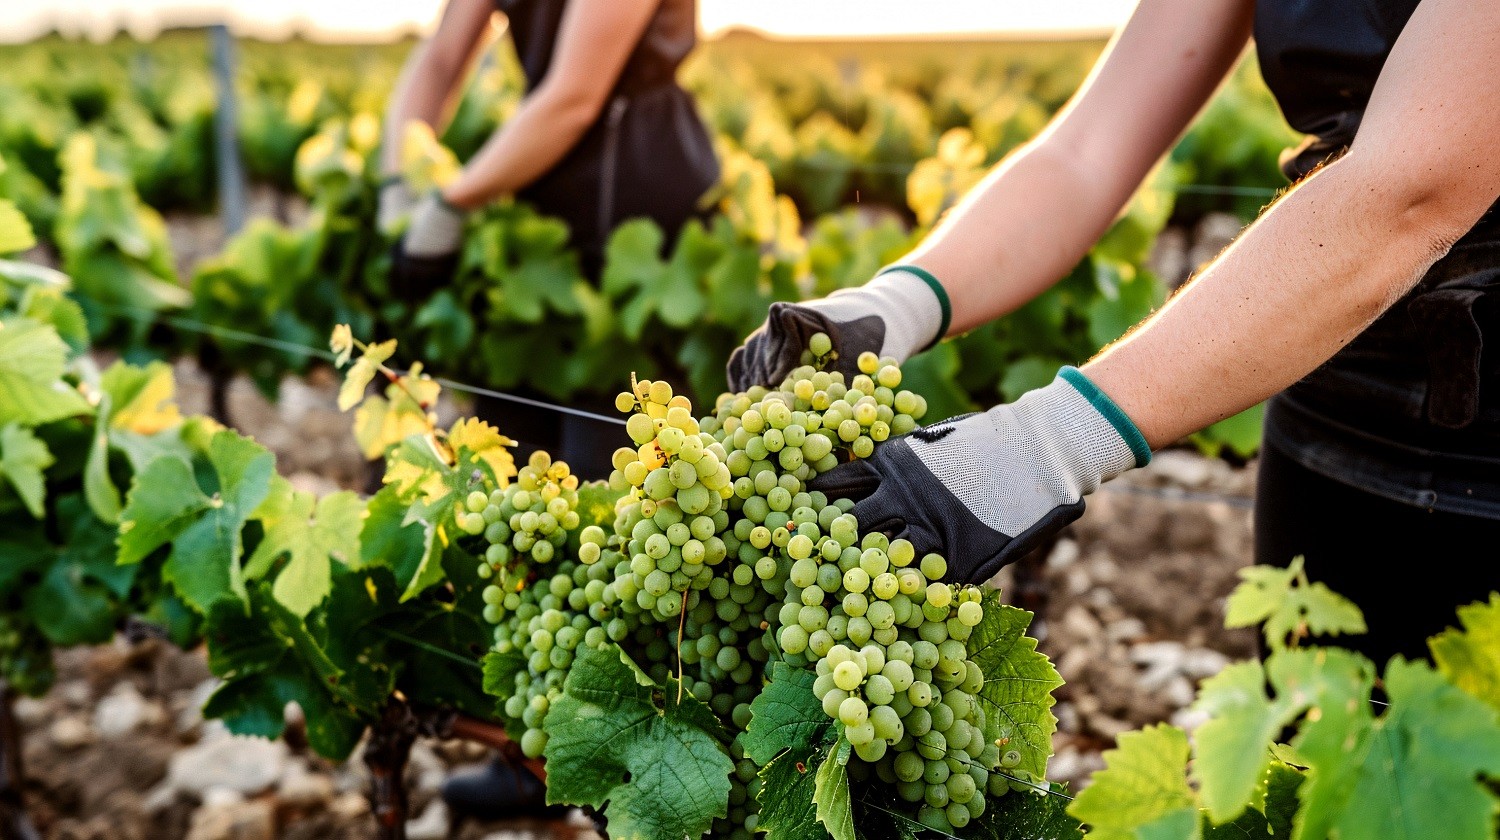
[{"left": 0, "top": 0, "right": 1137, "bottom": 43}]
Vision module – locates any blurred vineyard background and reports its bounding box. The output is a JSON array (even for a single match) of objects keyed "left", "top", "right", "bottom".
[
  {"left": 0, "top": 31, "right": 1298, "bottom": 456},
  {"left": 1, "top": 28, "right": 1306, "bottom": 840}
]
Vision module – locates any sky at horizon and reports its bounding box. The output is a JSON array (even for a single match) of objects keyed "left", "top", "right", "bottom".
[{"left": 0, "top": 1, "right": 1137, "bottom": 44}]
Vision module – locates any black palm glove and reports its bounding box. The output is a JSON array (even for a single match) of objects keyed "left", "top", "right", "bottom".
[
  {"left": 726, "top": 266, "right": 950, "bottom": 392},
  {"left": 810, "top": 368, "right": 1151, "bottom": 584}
]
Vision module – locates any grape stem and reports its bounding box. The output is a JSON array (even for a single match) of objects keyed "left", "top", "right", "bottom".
[{"left": 676, "top": 588, "right": 689, "bottom": 704}]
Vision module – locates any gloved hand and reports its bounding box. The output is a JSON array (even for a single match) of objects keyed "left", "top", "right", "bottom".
[
  {"left": 376, "top": 175, "right": 416, "bottom": 233},
  {"left": 810, "top": 367, "right": 1151, "bottom": 584},
  {"left": 726, "top": 266, "right": 950, "bottom": 392},
  {"left": 390, "top": 190, "right": 467, "bottom": 303}
]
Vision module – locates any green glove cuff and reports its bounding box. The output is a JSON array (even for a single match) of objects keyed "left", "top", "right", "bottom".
[{"left": 1058, "top": 366, "right": 1152, "bottom": 468}]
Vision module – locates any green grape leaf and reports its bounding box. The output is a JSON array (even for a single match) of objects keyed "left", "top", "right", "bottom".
[
  {"left": 1202, "top": 760, "right": 1304, "bottom": 840},
  {"left": 813, "top": 736, "right": 855, "bottom": 840},
  {"left": 1086, "top": 265, "right": 1163, "bottom": 350},
  {"left": 968, "top": 588, "right": 1064, "bottom": 779},
  {"left": 1067, "top": 724, "right": 1198, "bottom": 840},
  {"left": 23, "top": 498, "right": 136, "bottom": 646},
  {"left": 1224, "top": 557, "right": 1365, "bottom": 651},
  {"left": 744, "top": 661, "right": 831, "bottom": 765},
  {"left": 543, "top": 645, "right": 733, "bottom": 839},
  {"left": 1191, "top": 662, "right": 1301, "bottom": 823},
  {"left": 966, "top": 785, "right": 1084, "bottom": 839},
  {"left": 201, "top": 585, "right": 368, "bottom": 760},
  {"left": 1193, "top": 648, "right": 1370, "bottom": 831},
  {"left": 17, "top": 289, "right": 89, "bottom": 353},
  {"left": 1299, "top": 657, "right": 1500, "bottom": 840},
  {"left": 1429, "top": 593, "right": 1500, "bottom": 710},
  {"left": 0, "top": 422, "right": 53, "bottom": 518},
  {"left": 757, "top": 747, "right": 823, "bottom": 840},
  {"left": 0, "top": 319, "right": 91, "bottom": 426},
  {"left": 359, "top": 483, "right": 426, "bottom": 577},
  {"left": 245, "top": 477, "right": 364, "bottom": 617},
  {"left": 0, "top": 197, "right": 36, "bottom": 254},
  {"left": 117, "top": 430, "right": 276, "bottom": 613},
  {"left": 83, "top": 392, "right": 123, "bottom": 524}
]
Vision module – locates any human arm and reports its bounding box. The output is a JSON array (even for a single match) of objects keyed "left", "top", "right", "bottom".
[
  {"left": 380, "top": 0, "right": 497, "bottom": 178},
  {"left": 727, "top": 0, "right": 1255, "bottom": 390},
  {"left": 1084, "top": 0, "right": 1500, "bottom": 447},
  {"left": 439, "top": 0, "right": 661, "bottom": 209},
  {"left": 817, "top": 0, "right": 1500, "bottom": 582}
]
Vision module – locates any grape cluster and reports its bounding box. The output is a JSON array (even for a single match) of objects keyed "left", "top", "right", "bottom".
[
  {"left": 471, "top": 452, "right": 583, "bottom": 624},
  {"left": 490, "top": 545, "right": 632, "bottom": 758},
  {"left": 607, "top": 379, "right": 736, "bottom": 620},
  {"left": 470, "top": 331, "right": 1021, "bottom": 834}
]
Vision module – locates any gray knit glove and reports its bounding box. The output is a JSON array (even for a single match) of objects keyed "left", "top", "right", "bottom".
[
  {"left": 403, "top": 191, "right": 467, "bottom": 257},
  {"left": 726, "top": 266, "right": 950, "bottom": 392},
  {"left": 377, "top": 176, "right": 417, "bottom": 233},
  {"left": 811, "top": 367, "right": 1151, "bottom": 583}
]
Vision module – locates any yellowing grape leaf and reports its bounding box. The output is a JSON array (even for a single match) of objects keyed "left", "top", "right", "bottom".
[
  {"left": 543, "top": 645, "right": 733, "bottom": 840},
  {"left": 337, "top": 338, "right": 395, "bottom": 411},
  {"left": 245, "top": 476, "right": 364, "bottom": 617},
  {"left": 444, "top": 417, "right": 516, "bottom": 488},
  {"left": 353, "top": 394, "right": 429, "bottom": 460},
  {"left": 1067, "top": 724, "right": 1199, "bottom": 840},
  {"left": 400, "top": 120, "right": 461, "bottom": 193},
  {"left": 101, "top": 359, "right": 182, "bottom": 434},
  {"left": 0, "top": 422, "right": 53, "bottom": 518},
  {"left": 1430, "top": 594, "right": 1500, "bottom": 711},
  {"left": 0, "top": 198, "right": 35, "bottom": 254}
]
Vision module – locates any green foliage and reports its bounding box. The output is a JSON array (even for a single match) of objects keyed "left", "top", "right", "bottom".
[
  {"left": 543, "top": 645, "right": 735, "bottom": 840},
  {"left": 1068, "top": 725, "right": 1199, "bottom": 840},
  {"left": 117, "top": 429, "right": 276, "bottom": 613},
  {"left": 1224, "top": 556, "right": 1367, "bottom": 651},
  {"left": 1430, "top": 594, "right": 1500, "bottom": 710},
  {"left": 968, "top": 588, "right": 1064, "bottom": 780}
]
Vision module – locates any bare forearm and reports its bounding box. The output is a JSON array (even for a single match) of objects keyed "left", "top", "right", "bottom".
[
  {"left": 904, "top": 141, "right": 1142, "bottom": 333},
  {"left": 440, "top": 92, "right": 598, "bottom": 208},
  {"left": 1083, "top": 157, "right": 1454, "bottom": 448},
  {"left": 381, "top": 50, "right": 455, "bottom": 175}
]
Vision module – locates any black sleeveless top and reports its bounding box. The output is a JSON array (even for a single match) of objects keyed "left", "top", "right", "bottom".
[
  {"left": 1256, "top": 0, "right": 1500, "bottom": 517},
  {"left": 495, "top": 0, "right": 719, "bottom": 269}
]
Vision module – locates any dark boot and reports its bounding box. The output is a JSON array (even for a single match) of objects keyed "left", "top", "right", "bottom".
[{"left": 440, "top": 754, "right": 566, "bottom": 822}]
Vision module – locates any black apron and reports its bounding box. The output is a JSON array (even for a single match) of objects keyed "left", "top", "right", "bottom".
[
  {"left": 1255, "top": 0, "right": 1500, "bottom": 517},
  {"left": 496, "top": 0, "right": 719, "bottom": 273}
]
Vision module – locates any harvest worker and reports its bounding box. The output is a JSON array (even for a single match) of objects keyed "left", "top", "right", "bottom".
[
  {"left": 378, "top": 0, "right": 717, "bottom": 822},
  {"left": 379, "top": 0, "right": 718, "bottom": 285},
  {"left": 728, "top": 0, "right": 1500, "bottom": 666}
]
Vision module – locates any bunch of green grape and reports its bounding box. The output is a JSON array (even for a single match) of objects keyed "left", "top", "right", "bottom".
[
  {"left": 489, "top": 546, "right": 638, "bottom": 758},
  {"left": 472, "top": 451, "right": 583, "bottom": 624},
  {"left": 606, "top": 378, "right": 737, "bottom": 620},
  {"left": 791, "top": 539, "right": 996, "bottom": 831}
]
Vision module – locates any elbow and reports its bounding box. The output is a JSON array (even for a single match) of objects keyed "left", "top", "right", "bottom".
[
  {"left": 1336, "top": 151, "right": 1482, "bottom": 262},
  {"left": 532, "top": 82, "right": 610, "bottom": 136}
]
